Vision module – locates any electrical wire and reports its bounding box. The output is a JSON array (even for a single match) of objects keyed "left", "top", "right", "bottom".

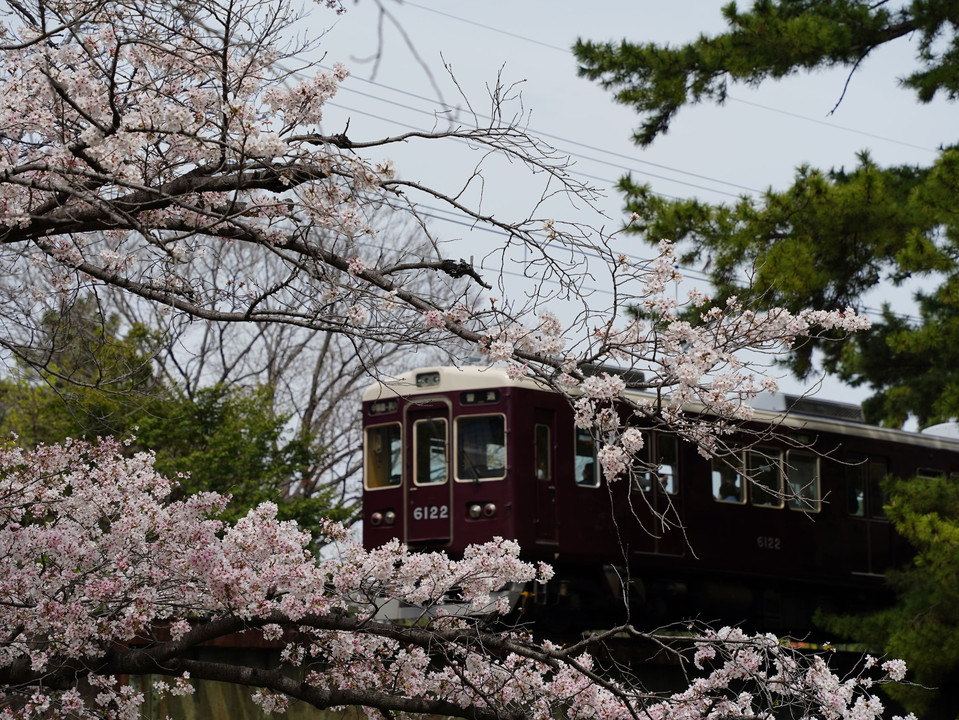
[
  {"left": 355, "top": 191, "right": 922, "bottom": 325},
  {"left": 327, "top": 99, "right": 743, "bottom": 200},
  {"left": 318, "top": 5, "right": 931, "bottom": 324},
  {"left": 331, "top": 84, "right": 756, "bottom": 197},
  {"left": 319, "top": 108, "right": 922, "bottom": 323},
  {"left": 396, "top": 1, "right": 941, "bottom": 155}
]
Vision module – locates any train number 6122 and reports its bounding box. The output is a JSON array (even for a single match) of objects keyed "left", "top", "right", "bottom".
[
  {"left": 412, "top": 505, "right": 449, "bottom": 521},
  {"left": 756, "top": 535, "right": 781, "bottom": 551}
]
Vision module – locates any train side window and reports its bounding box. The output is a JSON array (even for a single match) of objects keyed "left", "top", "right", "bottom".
[
  {"left": 712, "top": 456, "right": 744, "bottom": 503},
  {"left": 749, "top": 448, "right": 784, "bottom": 508},
  {"left": 534, "top": 424, "right": 551, "bottom": 480},
  {"left": 365, "top": 423, "right": 402, "bottom": 489},
  {"left": 868, "top": 459, "right": 889, "bottom": 519},
  {"left": 657, "top": 434, "right": 679, "bottom": 495},
  {"left": 455, "top": 415, "right": 506, "bottom": 481},
  {"left": 574, "top": 428, "right": 599, "bottom": 487},
  {"left": 787, "top": 451, "right": 820, "bottom": 512},
  {"left": 414, "top": 418, "right": 448, "bottom": 485}
]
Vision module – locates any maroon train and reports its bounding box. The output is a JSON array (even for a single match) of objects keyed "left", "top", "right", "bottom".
[{"left": 361, "top": 365, "right": 959, "bottom": 631}]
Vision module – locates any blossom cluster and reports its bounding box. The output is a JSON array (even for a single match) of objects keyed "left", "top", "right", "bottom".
[
  {"left": 0, "top": 437, "right": 554, "bottom": 720},
  {"left": 477, "top": 311, "right": 567, "bottom": 378},
  {"left": 0, "top": 0, "right": 397, "bottom": 308},
  {"left": 0, "top": 436, "right": 913, "bottom": 720},
  {"left": 539, "top": 241, "right": 871, "bottom": 475}
]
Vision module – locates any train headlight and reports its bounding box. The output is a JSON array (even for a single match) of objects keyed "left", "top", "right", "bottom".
[
  {"left": 483, "top": 503, "right": 497, "bottom": 518},
  {"left": 468, "top": 503, "right": 482, "bottom": 519},
  {"left": 370, "top": 512, "right": 383, "bottom": 526},
  {"left": 384, "top": 510, "right": 396, "bottom": 525},
  {"left": 415, "top": 371, "right": 440, "bottom": 387}
]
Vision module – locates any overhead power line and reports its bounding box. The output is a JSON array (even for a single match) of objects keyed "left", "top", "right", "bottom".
[
  {"left": 334, "top": 79, "right": 760, "bottom": 197},
  {"left": 401, "top": 1, "right": 571, "bottom": 54},
  {"left": 726, "top": 97, "right": 939, "bottom": 154},
  {"left": 327, "top": 99, "right": 922, "bottom": 324},
  {"left": 395, "top": 1, "right": 940, "bottom": 155},
  {"left": 354, "top": 187, "right": 923, "bottom": 326}
]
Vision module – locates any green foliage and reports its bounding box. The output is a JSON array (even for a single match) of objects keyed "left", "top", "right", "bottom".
[
  {"left": 0, "top": 296, "right": 162, "bottom": 443},
  {"left": 576, "top": 1, "right": 959, "bottom": 428},
  {"left": 0, "top": 297, "right": 347, "bottom": 537},
  {"left": 820, "top": 473, "right": 959, "bottom": 718},
  {"left": 580, "top": 5, "right": 959, "bottom": 710},
  {"left": 620, "top": 149, "right": 959, "bottom": 425},
  {"left": 135, "top": 385, "right": 348, "bottom": 536},
  {"left": 576, "top": 0, "right": 956, "bottom": 146},
  {"left": 624, "top": 152, "right": 949, "bottom": 309}
]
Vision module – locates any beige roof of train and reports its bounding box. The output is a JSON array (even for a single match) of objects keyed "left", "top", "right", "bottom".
[{"left": 362, "top": 365, "right": 959, "bottom": 452}]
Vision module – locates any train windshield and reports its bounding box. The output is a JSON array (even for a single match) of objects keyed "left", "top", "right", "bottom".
[
  {"left": 365, "top": 423, "right": 402, "bottom": 489},
  {"left": 575, "top": 429, "right": 599, "bottom": 487},
  {"left": 456, "top": 415, "right": 506, "bottom": 481},
  {"left": 414, "top": 418, "right": 449, "bottom": 485}
]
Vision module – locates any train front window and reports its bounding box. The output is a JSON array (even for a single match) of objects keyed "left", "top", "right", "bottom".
[
  {"left": 365, "top": 423, "right": 402, "bottom": 489},
  {"left": 787, "top": 451, "right": 820, "bottom": 512},
  {"left": 414, "top": 418, "right": 448, "bottom": 485},
  {"left": 749, "top": 448, "right": 784, "bottom": 508},
  {"left": 575, "top": 428, "right": 599, "bottom": 487},
  {"left": 455, "top": 415, "right": 506, "bottom": 481}
]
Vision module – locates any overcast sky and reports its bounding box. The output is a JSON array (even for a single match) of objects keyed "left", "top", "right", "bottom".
[{"left": 313, "top": 1, "right": 954, "bottom": 405}]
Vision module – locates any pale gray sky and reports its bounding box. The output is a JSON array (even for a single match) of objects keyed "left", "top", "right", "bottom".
[
  {"left": 319, "top": 2, "right": 947, "bottom": 203},
  {"left": 314, "top": 1, "right": 953, "bottom": 405}
]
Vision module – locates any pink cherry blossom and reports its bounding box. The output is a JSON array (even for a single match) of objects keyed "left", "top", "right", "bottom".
[
  {"left": 0, "top": 436, "right": 912, "bottom": 720},
  {"left": 423, "top": 310, "right": 445, "bottom": 329}
]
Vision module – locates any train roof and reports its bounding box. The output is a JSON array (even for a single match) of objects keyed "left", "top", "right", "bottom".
[
  {"left": 362, "top": 365, "right": 959, "bottom": 453},
  {"left": 362, "top": 365, "right": 546, "bottom": 401}
]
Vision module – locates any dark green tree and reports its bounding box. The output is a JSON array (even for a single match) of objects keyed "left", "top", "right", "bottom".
[
  {"left": 0, "top": 297, "right": 348, "bottom": 536},
  {"left": 0, "top": 295, "right": 162, "bottom": 443},
  {"left": 134, "top": 384, "right": 348, "bottom": 535},
  {"left": 820, "top": 472, "right": 959, "bottom": 718},
  {"left": 575, "top": 0, "right": 959, "bottom": 428}
]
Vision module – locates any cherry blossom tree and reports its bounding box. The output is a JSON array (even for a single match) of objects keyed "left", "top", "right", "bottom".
[
  {"left": 98, "top": 213, "right": 450, "bottom": 521},
  {"left": 0, "top": 437, "right": 915, "bottom": 720},
  {"left": 0, "top": 1, "right": 914, "bottom": 718},
  {"left": 0, "top": 0, "right": 869, "bottom": 478}
]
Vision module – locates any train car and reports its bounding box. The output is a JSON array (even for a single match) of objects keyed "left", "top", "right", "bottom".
[{"left": 361, "top": 365, "right": 959, "bottom": 632}]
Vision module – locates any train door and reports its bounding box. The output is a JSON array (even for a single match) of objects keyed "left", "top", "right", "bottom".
[
  {"left": 652, "top": 434, "right": 684, "bottom": 556},
  {"left": 846, "top": 454, "right": 890, "bottom": 576},
  {"left": 405, "top": 401, "right": 453, "bottom": 545},
  {"left": 533, "top": 408, "right": 559, "bottom": 545}
]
